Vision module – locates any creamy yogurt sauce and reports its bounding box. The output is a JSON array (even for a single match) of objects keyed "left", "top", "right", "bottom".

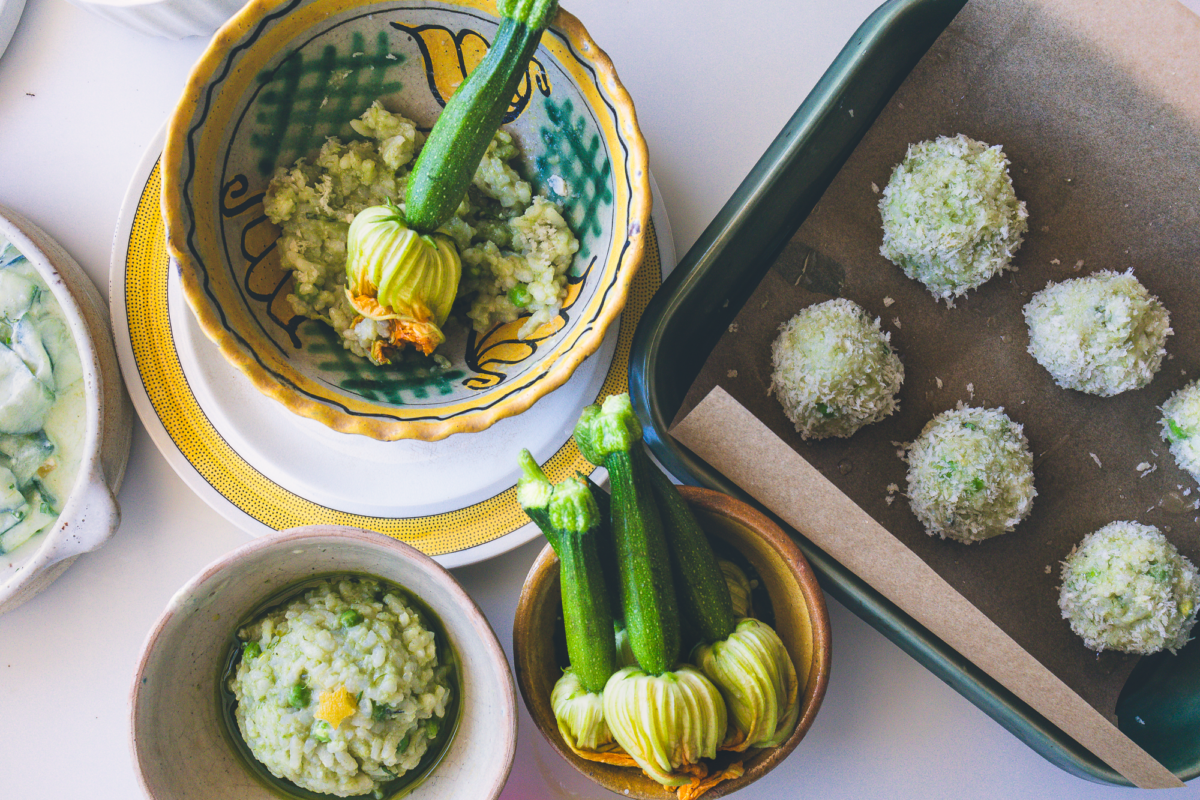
[{"left": 0, "top": 235, "right": 84, "bottom": 562}]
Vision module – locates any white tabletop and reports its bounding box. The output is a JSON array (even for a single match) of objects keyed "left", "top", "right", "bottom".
[{"left": 1, "top": 1, "right": 1198, "bottom": 798}]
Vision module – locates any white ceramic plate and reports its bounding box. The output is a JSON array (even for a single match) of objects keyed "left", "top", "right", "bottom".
[{"left": 110, "top": 124, "right": 675, "bottom": 567}]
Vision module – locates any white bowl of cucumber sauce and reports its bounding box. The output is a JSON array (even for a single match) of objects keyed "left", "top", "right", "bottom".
[{"left": 0, "top": 204, "right": 132, "bottom": 615}]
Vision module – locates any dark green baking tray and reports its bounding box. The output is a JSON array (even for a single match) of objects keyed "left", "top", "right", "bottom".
[{"left": 628, "top": 0, "right": 1200, "bottom": 786}]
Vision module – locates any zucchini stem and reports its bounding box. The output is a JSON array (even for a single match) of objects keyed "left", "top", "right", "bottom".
[
  {"left": 575, "top": 395, "right": 681, "bottom": 675},
  {"left": 405, "top": 0, "right": 560, "bottom": 233},
  {"left": 517, "top": 448, "right": 556, "bottom": 553},
  {"left": 550, "top": 477, "right": 617, "bottom": 693}
]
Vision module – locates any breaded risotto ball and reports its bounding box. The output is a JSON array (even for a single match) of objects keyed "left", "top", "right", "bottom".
[
  {"left": 905, "top": 406, "right": 1036, "bottom": 544},
  {"left": 1160, "top": 379, "right": 1200, "bottom": 484},
  {"left": 769, "top": 298, "right": 904, "bottom": 440},
  {"left": 879, "top": 134, "right": 1028, "bottom": 302},
  {"left": 1023, "top": 270, "right": 1171, "bottom": 397},
  {"left": 1059, "top": 522, "right": 1199, "bottom": 655}
]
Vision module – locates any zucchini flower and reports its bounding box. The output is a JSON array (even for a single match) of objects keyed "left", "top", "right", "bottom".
[
  {"left": 551, "top": 669, "right": 614, "bottom": 752},
  {"left": 717, "top": 558, "right": 754, "bottom": 619},
  {"left": 345, "top": 201, "right": 461, "bottom": 358},
  {"left": 693, "top": 618, "right": 800, "bottom": 751},
  {"left": 603, "top": 665, "right": 727, "bottom": 787}
]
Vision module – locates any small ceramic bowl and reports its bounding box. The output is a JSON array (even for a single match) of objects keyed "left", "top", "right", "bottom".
[
  {"left": 130, "top": 525, "right": 517, "bottom": 800},
  {"left": 163, "top": 0, "right": 650, "bottom": 441},
  {"left": 0, "top": 205, "right": 133, "bottom": 617},
  {"left": 513, "top": 486, "right": 832, "bottom": 799}
]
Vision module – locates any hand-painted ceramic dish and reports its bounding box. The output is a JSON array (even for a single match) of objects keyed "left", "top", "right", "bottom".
[
  {"left": 512, "top": 486, "right": 832, "bottom": 799},
  {"left": 0, "top": 205, "right": 133, "bottom": 616},
  {"left": 163, "top": 0, "right": 650, "bottom": 441},
  {"left": 130, "top": 525, "right": 517, "bottom": 800}
]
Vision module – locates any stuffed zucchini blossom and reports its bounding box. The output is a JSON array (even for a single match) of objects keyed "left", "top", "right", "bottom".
[
  {"left": 694, "top": 617, "right": 800, "bottom": 750},
  {"left": 602, "top": 665, "right": 727, "bottom": 787},
  {"left": 345, "top": 201, "right": 461, "bottom": 361},
  {"left": 551, "top": 669, "right": 615, "bottom": 752}
]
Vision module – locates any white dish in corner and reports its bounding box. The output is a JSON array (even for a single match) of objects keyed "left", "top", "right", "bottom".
[
  {"left": 0, "top": 205, "right": 133, "bottom": 616},
  {"left": 63, "top": 0, "right": 244, "bottom": 39}
]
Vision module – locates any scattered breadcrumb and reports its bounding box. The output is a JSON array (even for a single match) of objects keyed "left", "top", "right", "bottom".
[
  {"left": 967, "top": 382, "right": 975, "bottom": 400},
  {"left": 1051, "top": 258, "right": 1061, "bottom": 265},
  {"left": 726, "top": 369, "right": 738, "bottom": 379},
  {"left": 386, "top": 53, "right": 397, "bottom": 60},
  {"left": 728, "top": 322, "right": 738, "bottom": 333},
  {"left": 1090, "top": 453, "right": 1103, "bottom": 468},
  {"left": 871, "top": 182, "right": 880, "bottom": 194},
  {"left": 1140, "top": 463, "right": 1158, "bottom": 478},
  {"left": 893, "top": 317, "right": 901, "bottom": 329},
  {"left": 883, "top": 296, "right": 894, "bottom": 307},
  {"left": 1074, "top": 259, "right": 1085, "bottom": 271},
  {"left": 1136, "top": 462, "right": 1151, "bottom": 471},
  {"left": 936, "top": 377, "right": 943, "bottom": 389},
  {"left": 1045, "top": 565, "right": 1052, "bottom": 574},
  {"left": 887, "top": 483, "right": 899, "bottom": 493}
]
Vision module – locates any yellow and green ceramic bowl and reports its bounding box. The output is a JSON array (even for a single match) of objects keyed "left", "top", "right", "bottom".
[{"left": 163, "top": 0, "right": 650, "bottom": 441}]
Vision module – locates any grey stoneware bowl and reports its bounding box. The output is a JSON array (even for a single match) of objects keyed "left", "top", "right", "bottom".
[
  {"left": 0, "top": 204, "right": 133, "bottom": 616},
  {"left": 129, "top": 525, "right": 517, "bottom": 800}
]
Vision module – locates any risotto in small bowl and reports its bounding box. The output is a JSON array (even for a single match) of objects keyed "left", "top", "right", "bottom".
[{"left": 131, "top": 526, "right": 515, "bottom": 800}]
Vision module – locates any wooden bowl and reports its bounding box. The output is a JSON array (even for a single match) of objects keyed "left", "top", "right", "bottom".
[{"left": 513, "top": 485, "right": 832, "bottom": 799}]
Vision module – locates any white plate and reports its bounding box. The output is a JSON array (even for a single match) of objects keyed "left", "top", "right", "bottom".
[{"left": 110, "top": 124, "right": 675, "bottom": 567}]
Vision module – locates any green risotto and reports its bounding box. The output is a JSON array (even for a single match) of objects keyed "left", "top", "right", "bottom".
[
  {"left": 264, "top": 103, "right": 579, "bottom": 366},
  {"left": 227, "top": 577, "right": 457, "bottom": 798}
]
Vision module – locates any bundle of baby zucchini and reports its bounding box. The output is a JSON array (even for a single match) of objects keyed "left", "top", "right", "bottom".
[{"left": 518, "top": 394, "right": 800, "bottom": 799}]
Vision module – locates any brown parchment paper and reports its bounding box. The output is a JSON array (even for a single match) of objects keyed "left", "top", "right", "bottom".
[{"left": 672, "top": 0, "right": 1200, "bottom": 786}]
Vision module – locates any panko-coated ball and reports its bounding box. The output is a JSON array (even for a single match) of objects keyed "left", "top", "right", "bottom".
[
  {"left": 769, "top": 298, "right": 904, "bottom": 440},
  {"left": 905, "top": 406, "right": 1036, "bottom": 543},
  {"left": 1059, "top": 521, "right": 1199, "bottom": 655},
  {"left": 1160, "top": 379, "right": 1200, "bottom": 484},
  {"left": 879, "top": 134, "right": 1028, "bottom": 302},
  {"left": 1024, "top": 270, "right": 1171, "bottom": 396}
]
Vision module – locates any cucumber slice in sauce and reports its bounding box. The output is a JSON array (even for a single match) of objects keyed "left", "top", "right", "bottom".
[
  {"left": 0, "top": 342, "right": 54, "bottom": 434},
  {"left": 0, "top": 491, "right": 55, "bottom": 554},
  {"left": 0, "top": 465, "right": 24, "bottom": 512},
  {"left": 12, "top": 318, "right": 54, "bottom": 388},
  {"left": 0, "top": 271, "right": 35, "bottom": 321},
  {"left": 31, "top": 314, "right": 81, "bottom": 391},
  {"left": 0, "top": 432, "right": 54, "bottom": 488}
]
